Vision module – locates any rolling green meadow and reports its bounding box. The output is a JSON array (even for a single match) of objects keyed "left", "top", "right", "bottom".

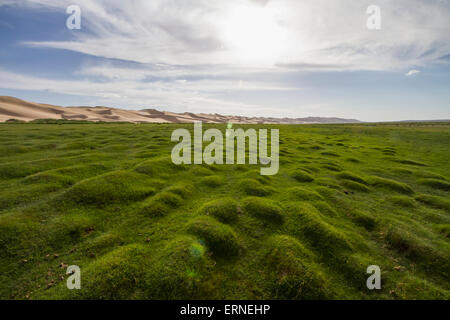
[{"left": 0, "top": 122, "right": 449, "bottom": 300}]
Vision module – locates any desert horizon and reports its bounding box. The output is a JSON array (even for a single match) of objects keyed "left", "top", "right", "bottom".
[
  {"left": 0, "top": 95, "right": 362, "bottom": 124},
  {"left": 1, "top": 96, "right": 449, "bottom": 124}
]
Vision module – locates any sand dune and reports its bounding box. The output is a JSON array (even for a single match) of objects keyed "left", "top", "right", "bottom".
[{"left": 0, "top": 96, "right": 360, "bottom": 124}]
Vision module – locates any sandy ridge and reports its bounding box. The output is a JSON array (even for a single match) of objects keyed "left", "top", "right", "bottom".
[{"left": 0, "top": 96, "right": 360, "bottom": 124}]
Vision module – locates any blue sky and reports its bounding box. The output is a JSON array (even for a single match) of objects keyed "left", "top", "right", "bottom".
[{"left": 0, "top": 0, "right": 449, "bottom": 121}]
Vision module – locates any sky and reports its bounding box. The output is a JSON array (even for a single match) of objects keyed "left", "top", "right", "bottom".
[{"left": 0, "top": 0, "right": 449, "bottom": 121}]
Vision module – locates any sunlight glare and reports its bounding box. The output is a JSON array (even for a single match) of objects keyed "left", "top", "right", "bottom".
[{"left": 222, "top": 4, "right": 287, "bottom": 65}]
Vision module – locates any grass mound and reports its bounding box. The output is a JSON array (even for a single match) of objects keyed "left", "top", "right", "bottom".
[
  {"left": 347, "top": 210, "right": 376, "bottom": 231},
  {"left": 46, "top": 214, "right": 94, "bottom": 245},
  {"left": 417, "top": 179, "right": 450, "bottom": 191},
  {"left": 264, "top": 235, "right": 328, "bottom": 299},
  {"left": 0, "top": 216, "right": 38, "bottom": 258},
  {"left": 315, "top": 178, "right": 341, "bottom": 190},
  {"left": 368, "top": 176, "right": 414, "bottom": 194},
  {"left": 288, "top": 187, "right": 324, "bottom": 201},
  {"left": 50, "top": 163, "right": 109, "bottom": 181},
  {"left": 312, "top": 201, "right": 338, "bottom": 217},
  {"left": 0, "top": 162, "right": 41, "bottom": 179},
  {"left": 134, "top": 157, "right": 186, "bottom": 176},
  {"left": 242, "top": 197, "right": 284, "bottom": 224},
  {"left": 286, "top": 202, "right": 352, "bottom": 255},
  {"left": 239, "top": 179, "right": 272, "bottom": 196},
  {"left": 415, "top": 171, "right": 447, "bottom": 181},
  {"left": 340, "top": 180, "right": 370, "bottom": 192},
  {"left": 415, "top": 194, "right": 450, "bottom": 211},
  {"left": 390, "top": 195, "right": 416, "bottom": 208},
  {"left": 61, "top": 171, "right": 155, "bottom": 206},
  {"left": 84, "top": 232, "right": 125, "bottom": 256},
  {"left": 395, "top": 159, "right": 427, "bottom": 166},
  {"left": 392, "top": 167, "right": 414, "bottom": 175},
  {"left": 199, "top": 198, "right": 239, "bottom": 224},
  {"left": 140, "top": 192, "right": 182, "bottom": 217},
  {"left": 0, "top": 183, "right": 70, "bottom": 210},
  {"left": 186, "top": 217, "right": 240, "bottom": 256},
  {"left": 241, "top": 170, "right": 272, "bottom": 185},
  {"left": 22, "top": 171, "right": 75, "bottom": 186},
  {"left": 61, "top": 141, "right": 97, "bottom": 150},
  {"left": 436, "top": 225, "right": 449, "bottom": 238},
  {"left": 60, "top": 244, "right": 150, "bottom": 299},
  {"left": 385, "top": 227, "right": 449, "bottom": 279},
  {"left": 339, "top": 253, "right": 379, "bottom": 289},
  {"left": 189, "top": 166, "right": 214, "bottom": 176},
  {"left": 134, "top": 150, "right": 157, "bottom": 159},
  {"left": 321, "top": 164, "right": 342, "bottom": 172},
  {"left": 291, "top": 170, "right": 314, "bottom": 183},
  {"left": 315, "top": 186, "right": 336, "bottom": 198},
  {"left": 200, "top": 175, "right": 225, "bottom": 187},
  {"left": 321, "top": 151, "right": 340, "bottom": 157},
  {"left": 0, "top": 145, "right": 31, "bottom": 156},
  {"left": 165, "top": 183, "right": 193, "bottom": 199},
  {"left": 336, "top": 172, "right": 367, "bottom": 185},
  {"left": 144, "top": 236, "right": 215, "bottom": 299}
]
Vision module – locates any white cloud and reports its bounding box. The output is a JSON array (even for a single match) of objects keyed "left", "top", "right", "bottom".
[
  {"left": 15, "top": 0, "right": 450, "bottom": 71},
  {"left": 0, "top": 68, "right": 299, "bottom": 116},
  {"left": 405, "top": 69, "right": 420, "bottom": 76}
]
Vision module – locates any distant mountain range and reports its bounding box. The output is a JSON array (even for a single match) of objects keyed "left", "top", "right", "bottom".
[{"left": 0, "top": 96, "right": 362, "bottom": 124}]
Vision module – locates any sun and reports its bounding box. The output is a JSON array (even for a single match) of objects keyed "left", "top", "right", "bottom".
[{"left": 221, "top": 4, "right": 287, "bottom": 65}]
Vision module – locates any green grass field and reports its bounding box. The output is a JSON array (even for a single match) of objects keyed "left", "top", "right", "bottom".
[{"left": 0, "top": 122, "right": 449, "bottom": 300}]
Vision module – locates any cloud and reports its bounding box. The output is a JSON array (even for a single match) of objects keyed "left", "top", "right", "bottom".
[
  {"left": 15, "top": 0, "right": 450, "bottom": 71},
  {"left": 0, "top": 67, "right": 300, "bottom": 116},
  {"left": 405, "top": 69, "right": 420, "bottom": 76}
]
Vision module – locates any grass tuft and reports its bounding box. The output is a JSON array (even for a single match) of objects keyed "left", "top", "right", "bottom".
[
  {"left": 60, "top": 244, "right": 150, "bottom": 299},
  {"left": 340, "top": 180, "right": 370, "bottom": 192},
  {"left": 390, "top": 195, "right": 416, "bottom": 208},
  {"left": 61, "top": 171, "right": 155, "bottom": 206},
  {"left": 186, "top": 217, "right": 240, "bottom": 256},
  {"left": 291, "top": 170, "right": 314, "bottom": 183},
  {"left": 200, "top": 175, "right": 225, "bottom": 187},
  {"left": 264, "top": 235, "right": 328, "bottom": 299},
  {"left": 165, "top": 183, "right": 193, "bottom": 199},
  {"left": 286, "top": 202, "right": 353, "bottom": 255},
  {"left": 417, "top": 179, "right": 450, "bottom": 191},
  {"left": 288, "top": 187, "right": 324, "bottom": 201},
  {"left": 336, "top": 172, "right": 367, "bottom": 185},
  {"left": 368, "top": 176, "right": 414, "bottom": 194},
  {"left": 199, "top": 197, "right": 239, "bottom": 224},
  {"left": 140, "top": 192, "right": 182, "bottom": 217},
  {"left": 347, "top": 210, "right": 376, "bottom": 231},
  {"left": 242, "top": 197, "right": 284, "bottom": 224},
  {"left": 415, "top": 194, "right": 450, "bottom": 211},
  {"left": 144, "top": 236, "right": 215, "bottom": 299},
  {"left": 239, "top": 179, "right": 272, "bottom": 196}
]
